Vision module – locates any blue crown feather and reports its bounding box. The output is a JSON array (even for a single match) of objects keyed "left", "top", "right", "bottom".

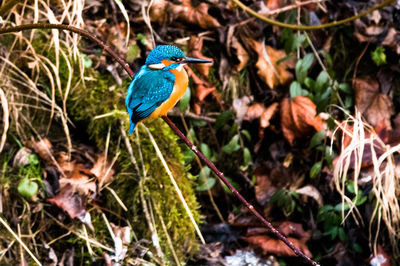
[{"left": 145, "top": 45, "right": 185, "bottom": 65}]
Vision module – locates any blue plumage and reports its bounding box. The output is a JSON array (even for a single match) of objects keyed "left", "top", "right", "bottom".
[{"left": 125, "top": 45, "right": 212, "bottom": 134}]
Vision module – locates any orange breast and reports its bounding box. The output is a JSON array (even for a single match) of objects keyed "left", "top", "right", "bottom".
[{"left": 149, "top": 65, "right": 188, "bottom": 118}]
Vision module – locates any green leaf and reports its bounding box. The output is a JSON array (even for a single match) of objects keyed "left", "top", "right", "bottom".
[
  {"left": 316, "top": 71, "right": 329, "bottom": 92},
  {"left": 304, "top": 77, "right": 316, "bottom": 91},
  {"left": 215, "top": 110, "right": 234, "bottom": 130},
  {"left": 182, "top": 145, "right": 195, "bottom": 164},
  {"left": 196, "top": 177, "right": 216, "bottom": 191},
  {"left": 126, "top": 45, "right": 140, "bottom": 62},
  {"left": 180, "top": 87, "right": 191, "bottom": 112},
  {"left": 310, "top": 161, "right": 322, "bottom": 178},
  {"left": 81, "top": 53, "right": 92, "bottom": 68},
  {"left": 222, "top": 135, "right": 240, "bottom": 154},
  {"left": 200, "top": 143, "right": 211, "bottom": 161},
  {"left": 241, "top": 147, "right": 251, "bottom": 170},
  {"left": 296, "top": 53, "right": 314, "bottom": 83},
  {"left": 338, "top": 83, "right": 352, "bottom": 94},
  {"left": 18, "top": 178, "right": 38, "bottom": 197},
  {"left": 338, "top": 227, "right": 347, "bottom": 242},
  {"left": 196, "top": 167, "right": 216, "bottom": 191},
  {"left": 241, "top": 130, "right": 251, "bottom": 141},
  {"left": 290, "top": 81, "right": 308, "bottom": 98},
  {"left": 371, "top": 46, "right": 387, "bottom": 66},
  {"left": 222, "top": 177, "right": 240, "bottom": 194},
  {"left": 308, "top": 130, "right": 326, "bottom": 149}
]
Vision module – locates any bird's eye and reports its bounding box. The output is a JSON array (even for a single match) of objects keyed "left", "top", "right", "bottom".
[{"left": 171, "top": 57, "right": 178, "bottom": 61}]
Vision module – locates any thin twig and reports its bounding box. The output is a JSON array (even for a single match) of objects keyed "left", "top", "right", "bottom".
[
  {"left": 263, "top": 0, "right": 327, "bottom": 16},
  {"left": 0, "top": 23, "right": 318, "bottom": 265},
  {"left": 232, "top": 0, "right": 395, "bottom": 31}
]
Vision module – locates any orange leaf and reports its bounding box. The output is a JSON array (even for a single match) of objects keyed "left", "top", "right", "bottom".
[
  {"left": 244, "top": 102, "right": 278, "bottom": 129},
  {"left": 150, "top": 0, "right": 220, "bottom": 29},
  {"left": 280, "top": 96, "right": 326, "bottom": 145},
  {"left": 245, "top": 38, "right": 295, "bottom": 89},
  {"left": 231, "top": 37, "right": 249, "bottom": 72},
  {"left": 188, "top": 36, "right": 214, "bottom": 77},
  {"left": 243, "top": 235, "right": 312, "bottom": 258}
]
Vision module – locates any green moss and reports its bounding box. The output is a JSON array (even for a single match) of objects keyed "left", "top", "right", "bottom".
[{"left": 67, "top": 67, "right": 201, "bottom": 263}]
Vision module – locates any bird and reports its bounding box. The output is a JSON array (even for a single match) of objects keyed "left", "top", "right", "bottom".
[{"left": 125, "top": 45, "right": 212, "bottom": 134}]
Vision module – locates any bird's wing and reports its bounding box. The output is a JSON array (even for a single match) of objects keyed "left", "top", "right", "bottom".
[{"left": 126, "top": 67, "right": 175, "bottom": 124}]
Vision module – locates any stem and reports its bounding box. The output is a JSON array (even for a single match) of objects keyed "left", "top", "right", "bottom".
[
  {"left": 0, "top": 23, "right": 318, "bottom": 265},
  {"left": 232, "top": 0, "right": 395, "bottom": 31}
]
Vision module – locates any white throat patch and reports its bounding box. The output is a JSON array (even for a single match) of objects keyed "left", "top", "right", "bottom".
[
  {"left": 148, "top": 63, "right": 166, "bottom": 69},
  {"left": 176, "top": 64, "right": 185, "bottom": 72}
]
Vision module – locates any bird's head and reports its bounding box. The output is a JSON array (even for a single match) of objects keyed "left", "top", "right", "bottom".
[{"left": 145, "top": 45, "right": 212, "bottom": 70}]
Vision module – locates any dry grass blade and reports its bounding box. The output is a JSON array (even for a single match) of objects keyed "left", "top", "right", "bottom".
[
  {"left": 0, "top": 89, "right": 9, "bottom": 153},
  {"left": 0, "top": 217, "right": 42, "bottom": 266},
  {"left": 142, "top": 124, "right": 206, "bottom": 245},
  {"left": 333, "top": 110, "right": 400, "bottom": 257}
]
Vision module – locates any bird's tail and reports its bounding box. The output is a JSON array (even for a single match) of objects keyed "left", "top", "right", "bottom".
[{"left": 129, "top": 121, "right": 137, "bottom": 134}]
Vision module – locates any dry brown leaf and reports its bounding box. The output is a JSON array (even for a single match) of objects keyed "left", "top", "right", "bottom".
[
  {"left": 185, "top": 66, "right": 216, "bottom": 114},
  {"left": 243, "top": 235, "right": 312, "bottom": 258},
  {"left": 278, "top": 221, "right": 311, "bottom": 241},
  {"left": 245, "top": 38, "right": 295, "bottom": 89},
  {"left": 188, "top": 36, "right": 214, "bottom": 77},
  {"left": 150, "top": 0, "right": 220, "bottom": 29},
  {"left": 354, "top": 76, "right": 394, "bottom": 128},
  {"left": 90, "top": 153, "right": 115, "bottom": 186},
  {"left": 254, "top": 165, "right": 297, "bottom": 207},
  {"left": 47, "top": 183, "right": 87, "bottom": 219},
  {"left": 231, "top": 37, "right": 249, "bottom": 72},
  {"left": 26, "top": 138, "right": 53, "bottom": 164},
  {"left": 280, "top": 96, "right": 326, "bottom": 145},
  {"left": 295, "top": 185, "right": 323, "bottom": 207},
  {"left": 244, "top": 102, "right": 279, "bottom": 129},
  {"left": 382, "top": 28, "right": 400, "bottom": 54}
]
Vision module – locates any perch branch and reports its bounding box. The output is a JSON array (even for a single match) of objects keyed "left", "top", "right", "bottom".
[{"left": 0, "top": 23, "right": 318, "bottom": 265}]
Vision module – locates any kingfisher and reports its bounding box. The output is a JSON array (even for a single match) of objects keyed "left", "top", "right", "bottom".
[{"left": 125, "top": 45, "right": 212, "bottom": 134}]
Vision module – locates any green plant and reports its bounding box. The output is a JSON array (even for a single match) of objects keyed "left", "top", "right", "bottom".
[
  {"left": 17, "top": 154, "right": 42, "bottom": 198},
  {"left": 270, "top": 189, "right": 300, "bottom": 217}
]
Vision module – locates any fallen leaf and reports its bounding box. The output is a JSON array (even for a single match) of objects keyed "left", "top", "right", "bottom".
[
  {"left": 245, "top": 38, "right": 296, "bottom": 89},
  {"left": 25, "top": 138, "right": 53, "bottom": 164},
  {"left": 47, "top": 183, "right": 87, "bottom": 219},
  {"left": 280, "top": 96, "right": 327, "bottom": 145},
  {"left": 354, "top": 76, "right": 394, "bottom": 128},
  {"left": 243, "top": 235, "right": 312, "bottom": 257},
  {"left": 90, "top": 153, "right": 115, "bottom": 187},
  {"left": 382, "top": 28, "right": 400, "bottom": 54},
  {"left": 265, "top": 0, "right": 284, "bottom": 10},
  {"left": 188, "top": 36, "right": 214, "bottom": 77},
  {"left": 233, "top": 96, "right": 253, "bottom": 125},
  {"left": 150, "top": 0, "right": 220, "bottom": 29},
  {"left": 13, "top": 147, "right": 33, "bottom": 168},
  {"left": 111, "top": 223, "right": 131, "bottom": 262},
  {"left": 278, "top": 221, "right": 311, "bottom": 241},
  {"left": 295, "top": 185, "right": 323, "bottom": 207},
  {"left": 185, "top": 66, "right": 216, "bottom": 114},
  {"left": 254, "top": 165, "right": 298, "bottom": 206},
  {"left": 244, "top": 102, "right": 279, "bottom": 129},
  {"left": 231, "top": 36, "right": 249, "bottom": 72}
]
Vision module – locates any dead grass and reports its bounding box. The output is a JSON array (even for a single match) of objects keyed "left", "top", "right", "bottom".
[{"left": 333, "top": 110, "right": 400, "bottom": 258}]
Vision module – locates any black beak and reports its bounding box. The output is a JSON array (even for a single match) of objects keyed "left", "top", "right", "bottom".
[{"left": 181, "top": 57, "right": 213, "bottom": 64}]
